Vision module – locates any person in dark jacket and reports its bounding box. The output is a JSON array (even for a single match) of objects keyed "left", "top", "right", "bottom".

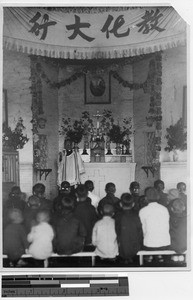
[
  {"left": 3, "top": 186, "right": 27, "bottom": 229},
  {"left": 4, "top": 186, "right": 27, "bottom": 211},
  {"left": 74, "top": 184, "right": 97, "bottom": 245},
  {"left": 23, "top": 184, "right": 52, "bottom": 233},
  {"left": 53, "top": 196, "right": 86, "bottom": 255},
  {"left": 23, "top": 195, "right": 41, "bottom": 234},
  {"left": 169, "top": 198, "right": 187, "bottom": 253},
  {"left": 176, "top": 182, "right": 187, "bottom": 211},
  {"left": 115, "top": 193, "right": 143, "bottom": 264},
  {"left": 3, "top": 208, "right": 29, "bottom": 267},
  {"left": 52, "top": 181, "right": 76, "bottom": 214},
  {"left": 154, "top": 179, "right": 168, "bottom": 207},
  {"left": 32, "top": 183, "right": 52, "bottom": 211},
  {"left": 129, "top": 181, "right": 140, "bottom": 212},
  {"left": 97, "top": 182, "right": 120, "bottom": 217}
]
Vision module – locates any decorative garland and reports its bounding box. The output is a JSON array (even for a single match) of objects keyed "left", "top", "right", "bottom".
[
  {"left": 30, "top": 56, "right": 48, "bottom": 170},
  {"left": 35, "top": 60, "right": 155, "bottom": 92},
  {"left": 110, "top": 70, "right": 147, "bottom": 91},
  {"left": 30, "top": 56, "right": 44, "bottom": 134},
  {"left": 51, "top": 71, "right": 85, "bottom": 89},
  {"left": 145, "top": 52, "right": 163, "bottom": 170}
]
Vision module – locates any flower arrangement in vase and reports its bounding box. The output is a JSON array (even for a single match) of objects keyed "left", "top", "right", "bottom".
[
  {"left": 164, "top": 118, "right": 187, "bottom": 161},
  {"left": 101, "top": 110, "right": 133, "bottom": 155},
  {"left": 3, "top": 118, "right": 29, "bottom": 151},
  {"left": 59, "top": 111, "right": 94, "bottom": 148}
]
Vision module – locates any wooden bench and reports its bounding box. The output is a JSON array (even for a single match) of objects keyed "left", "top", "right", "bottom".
[
  {"left": 3, "top": 252, "right": 97, "bottom": 268},
  {"left": 136, "top": 250, "right": 186, "bottom": 266},
  {"left": 3, "top": 251, "right": 187, "bottom": 267}
]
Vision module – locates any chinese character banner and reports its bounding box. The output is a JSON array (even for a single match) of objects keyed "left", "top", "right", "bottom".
[{"left": 3, "top": 7, "right": 186, "bottom": 59}]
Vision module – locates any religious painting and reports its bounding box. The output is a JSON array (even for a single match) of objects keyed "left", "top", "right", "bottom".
[
  {"left": 84, "top": 72, "right": 111, "bottom": 104},
  {"left": 3, "top": 89, "right": 8, "bottom": 127}
]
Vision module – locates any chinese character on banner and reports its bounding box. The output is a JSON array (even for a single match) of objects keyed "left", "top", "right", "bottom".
[
  {"left": 66, "top": 15, "right": 95, "bottom": 42},
  {"left": 29, "top": 12, "right": 57, "bottom": 40},
  {"left": 101, "top": 14, "right": 130, "bottom": 39},
  {"left": 136, "top": 9, "right": 165, "bottom": 34}
]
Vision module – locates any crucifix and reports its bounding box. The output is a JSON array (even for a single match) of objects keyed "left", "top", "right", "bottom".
[{"left": 93, "top": 111, "right": 103, "bottom": 129}]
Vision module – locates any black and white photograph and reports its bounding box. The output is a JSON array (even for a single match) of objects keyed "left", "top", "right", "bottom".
[{"left": 1, "top": 2, "right": 190, "bottom": 275}]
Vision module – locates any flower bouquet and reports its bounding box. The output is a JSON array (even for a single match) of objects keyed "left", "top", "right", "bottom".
[
  {"left": 164, "top": 118, "right": 187, "bottom": 152},
  {"left": 59, "top": 111, "right": 94, "bottom": 145},
  {"left": 3, "top": 118, "right": 29, "bottom": 151}
]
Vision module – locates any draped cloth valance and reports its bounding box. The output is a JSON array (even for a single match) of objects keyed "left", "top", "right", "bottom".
[{"left": 3, "top": 6, "right": 186, "bottom": 59}]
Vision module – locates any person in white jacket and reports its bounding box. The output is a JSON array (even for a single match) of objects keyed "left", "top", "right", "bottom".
[
  {"left": 139, "top": 187, "right": 171, "bottom": 249},
  {"left": 92, "top": 204, "right": 118, "bottom": 259},
  {"left": 27, "top": 210, "right": 54, "bottom": 260}
]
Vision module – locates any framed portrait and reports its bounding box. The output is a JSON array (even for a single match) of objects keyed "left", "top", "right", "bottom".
[
  {"left": 3, "top": 89, "right": 8, "bottom": 127},
  {"left": 84, "top": 71, "right": 111, "bottom": 104}
]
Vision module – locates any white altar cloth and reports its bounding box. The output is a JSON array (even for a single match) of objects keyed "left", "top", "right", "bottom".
[{"left": 80, "top": 162, "right": 136, "bottom": 199}]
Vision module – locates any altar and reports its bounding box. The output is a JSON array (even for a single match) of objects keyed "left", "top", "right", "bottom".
[
  {"left": 59, "top": 109, "right": 136, "bottom": 198},
  {"left": 80, "top": 160, "right": 136, "bottom": 199}
]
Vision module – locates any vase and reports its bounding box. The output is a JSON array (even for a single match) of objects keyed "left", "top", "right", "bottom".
[
  {"left": 124, "top": 142, "right": 130, "bottom": 155},
  {"left": 115, "top": 143, "right": 122, "bottom": 155},
  {"left": 82, "top": 140, "right": 89, "bottom": 155},
  {"left": 172, "top": 149, "right": 179, "bottom": 162}
]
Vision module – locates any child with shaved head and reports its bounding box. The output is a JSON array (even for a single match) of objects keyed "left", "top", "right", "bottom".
[{"left": 92, "top": 203, "right": 118, "bottom": 259}]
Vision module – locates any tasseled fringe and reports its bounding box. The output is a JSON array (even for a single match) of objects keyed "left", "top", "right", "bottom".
[{"left": 3, "top": 36, "right": 186, "bottom": 60}]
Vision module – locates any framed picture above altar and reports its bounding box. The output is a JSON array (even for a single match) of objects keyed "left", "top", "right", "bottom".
[{"left": 84, "top": 72, "right": 111, "bottom": 104}]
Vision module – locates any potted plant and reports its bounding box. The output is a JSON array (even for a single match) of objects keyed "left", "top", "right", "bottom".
[{"left": 164, "top": 118, "right": 187, "bottom": 161}]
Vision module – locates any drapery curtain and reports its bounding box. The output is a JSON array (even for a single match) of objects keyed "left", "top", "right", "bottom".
[{"left": 3, "top": 7, "right": 186, "bottom": 59}]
